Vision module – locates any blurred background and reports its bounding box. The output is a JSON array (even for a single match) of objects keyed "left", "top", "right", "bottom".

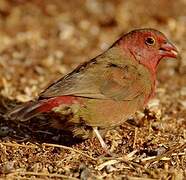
[{"left": 0, "top": 0, "right": 185, "bottom": 102}]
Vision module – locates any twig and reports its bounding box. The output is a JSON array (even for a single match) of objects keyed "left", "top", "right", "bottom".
[
  {"left": 141, "top": 143, "right": 186, "bottom": 163},
  {"left": 95, "top": 159, "right": 119, "bottom": 170},
  {"left": 6, "top": 177, "right": 44, "bottom": 180},
  {"left": 0, "top": 142, "right": 37, "bottom": 148},
  {"left": 0, "top": 142, "right": 97, "bottom": 161},
  {"left": 43, "top": 143, "right": 97, "bottom": 161},
  {"left": 95, "top": 150, "right": 138, "bottom": 170},
  {"left": 133, "top": 127, "right": 138, "bottom": 149},
  {"left": 7, "top": 171, "right": 78, "bottom": 180},
  {"left": 0, "top": 141, "right": 97, "bottom": 161},
  {"left": 126, "top": 176, "right": 156, "bottom": 180}
]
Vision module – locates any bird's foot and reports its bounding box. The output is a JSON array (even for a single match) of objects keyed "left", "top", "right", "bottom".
[{"left": 93, "top": 127, "right": 116, "bottom": 157}]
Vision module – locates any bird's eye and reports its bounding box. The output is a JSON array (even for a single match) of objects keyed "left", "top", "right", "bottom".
[{"left": 145, "top": 37, "right": 155, "bottom": 46}]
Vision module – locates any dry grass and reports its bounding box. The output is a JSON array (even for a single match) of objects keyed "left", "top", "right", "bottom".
[{"left": 0, "top": 0, "right": 186, "bottom": 179}]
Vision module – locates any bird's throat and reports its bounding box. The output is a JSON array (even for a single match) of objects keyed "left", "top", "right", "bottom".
[{"left": 144, "top": 65, "right": 157, "bottom": 106}]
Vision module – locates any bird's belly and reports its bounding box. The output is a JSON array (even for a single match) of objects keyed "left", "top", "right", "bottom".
[{"left": 77, "top": 96, "right": 144, "bottom": 128}]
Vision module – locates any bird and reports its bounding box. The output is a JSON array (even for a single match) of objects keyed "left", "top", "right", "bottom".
[{"left": 6, "top": 28, "right": 178, "bottom": 153}]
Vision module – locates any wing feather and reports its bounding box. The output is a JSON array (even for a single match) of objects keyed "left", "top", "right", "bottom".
[{"left": 39, "top": 60, "right": 145, "bottom": 102}]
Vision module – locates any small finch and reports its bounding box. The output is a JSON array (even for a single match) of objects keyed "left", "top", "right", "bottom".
[{"left": 7, "top": 28, "right": 178, "bottom": 152}]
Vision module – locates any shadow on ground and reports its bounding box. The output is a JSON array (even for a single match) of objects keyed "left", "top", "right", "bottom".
[{"left": 0, "top": 95, "right": 83, "bottom": 146}]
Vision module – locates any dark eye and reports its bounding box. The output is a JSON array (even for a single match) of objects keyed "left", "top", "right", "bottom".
[{"left": 145, "top": 37, "right": 155, "bottom": 45}]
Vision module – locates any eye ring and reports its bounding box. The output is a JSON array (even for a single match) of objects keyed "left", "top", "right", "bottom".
[{"left": 145, "top": 37, "right": 155, "bottom": 46}]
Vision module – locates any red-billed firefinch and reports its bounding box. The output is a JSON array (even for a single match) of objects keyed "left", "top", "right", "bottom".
[{"left": 7, "top": 28, "right": 178, "bottom": 152}]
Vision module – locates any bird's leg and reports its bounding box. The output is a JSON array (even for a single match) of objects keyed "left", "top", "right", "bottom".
[{"left": 93, "top": 127, "right": 111, "bottom": 155}]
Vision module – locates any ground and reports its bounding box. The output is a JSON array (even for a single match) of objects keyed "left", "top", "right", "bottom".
[{"left": 0, "top": 0, "right": 186, "bottom": 179}]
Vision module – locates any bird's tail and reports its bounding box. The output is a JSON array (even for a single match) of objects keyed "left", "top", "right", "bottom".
[
  {"left": 6, "top": 100, "right": 46, "bottom": 121},
  {"left": 5, "top": 96, "right": 80, "bottom": 121}
]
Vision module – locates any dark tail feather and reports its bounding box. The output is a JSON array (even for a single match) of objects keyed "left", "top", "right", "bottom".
[
  {"left": 5, "top": 96, "right": 78, "bottom": 121},
  {"left": 6, "top": 101, "right": 45, "bottom": 121}
]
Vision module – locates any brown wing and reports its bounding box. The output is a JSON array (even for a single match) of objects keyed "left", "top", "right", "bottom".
[
  {"left": 39, "top": 59, "right": 146, "bottom": 101},
  {"left": 99, "top": 64, "right": 145, "bottom": 101},
  {"left": 39, "top": 59, "right": 107, "bottom": 99}
]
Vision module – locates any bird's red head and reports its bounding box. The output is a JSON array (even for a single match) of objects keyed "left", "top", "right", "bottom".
[{"left": 119, "top": 28, "right": 178, "bottom": 73}]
